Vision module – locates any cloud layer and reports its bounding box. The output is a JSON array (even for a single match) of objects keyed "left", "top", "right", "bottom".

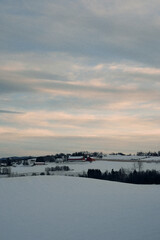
[{"left": 1, "top": 0, "right": 160, "bottom": 156}]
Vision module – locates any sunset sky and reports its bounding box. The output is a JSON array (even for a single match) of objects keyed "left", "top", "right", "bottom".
[{"left": 1, "top": 0, "right": 160, "bottom": 157}]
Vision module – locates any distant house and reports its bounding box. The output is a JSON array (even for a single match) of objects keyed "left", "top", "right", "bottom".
[{"left": 29, "top": 158, "right": 36, "bottom": 166}]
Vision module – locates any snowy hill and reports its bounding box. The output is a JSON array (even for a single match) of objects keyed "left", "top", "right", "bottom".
[
  {"left": 102, "top": 154, "right": 160, "bottom": 162},
  {"left": 0, "top": 176, "right": 160, "bottom": 240}
]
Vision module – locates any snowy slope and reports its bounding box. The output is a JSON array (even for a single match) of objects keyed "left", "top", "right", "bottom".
[
  {"left": 0, "top": 176, "right": 160, "bottom": 240},
  {"left": 11, "top": 160, "right": 160, "bottom": 176},
  {"left": 102, "top": 154, "right": 143, "bottom": 161},
  {"left": 102, "top": 154, "right": 160, "bottom": 161}
]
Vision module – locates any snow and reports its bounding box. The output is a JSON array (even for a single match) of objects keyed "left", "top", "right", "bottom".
[
  {"left": 102, "top": 154, "right": 160, "bottom": 162},
  {"left": 142, "top": 156, "right": 160, "bottom": 161},
  {"left": 102, "top": 154, "right": 143, "bottom": 160},
  {"left": 11, "top": 159, "right": 160, "bottom": 176},
  {"left": 0, "top": 176, "right": 160, "bottom": 240}
]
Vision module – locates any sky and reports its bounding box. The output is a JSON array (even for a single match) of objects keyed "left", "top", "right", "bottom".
[{"left": 1, "top": 0, "right": 160, "bottom": 157}]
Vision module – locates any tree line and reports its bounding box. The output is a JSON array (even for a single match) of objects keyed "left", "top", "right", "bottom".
[
  {"left": 80, "top": 169, "right": 160, "bottom": 184},
  {"left": 137, "top": 151, "right": 160, "bottom": 156}
]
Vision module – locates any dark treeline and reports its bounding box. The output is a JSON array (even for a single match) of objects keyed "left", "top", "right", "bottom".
[
  {"left": 45, "top": 166, "right": 70, "bottom": 172},
  {"left": 137, "top": 151, "right": 160, "bottom": 156},
  {"left": 80, "top": 169, "right": 160, "bottom": 184}
]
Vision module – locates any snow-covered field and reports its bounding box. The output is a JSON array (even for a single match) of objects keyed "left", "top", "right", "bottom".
[
  {"left": 11, "top": 159, "right": 160, "bottom": 176},
  {"left": 0, "top": 176, "right": 160, "bottom": 240},
  {"left": 102, "top": 154, "right": 160, "bottom": 162},
  {"left": 102, "top": 155, "right": 144, "bottom": 161}
]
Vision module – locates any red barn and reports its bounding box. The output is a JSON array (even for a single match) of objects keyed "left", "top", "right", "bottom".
[{"left": 86, "top": 157, "right": 95, "bottom": 162}]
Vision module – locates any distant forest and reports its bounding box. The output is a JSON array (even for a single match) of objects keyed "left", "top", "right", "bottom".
[
  {"left": 80, "top": 169, "right": 160, "bottom": 185},
  {"left": 136, "top": 151, "right": 160, "bottom": 156}
]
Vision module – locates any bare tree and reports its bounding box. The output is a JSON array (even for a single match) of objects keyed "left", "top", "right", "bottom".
[{"left": 133, "top": 161, "right": 143, "bottom": 172}]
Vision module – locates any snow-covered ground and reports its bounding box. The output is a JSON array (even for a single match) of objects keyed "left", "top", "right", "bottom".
[
  {"left": 0, "top": 176, "right": 160, "bottom": 240},
  {"left": 102, "top": 154, "right": 160, "bottom": 161},
  {"left": 10, "top": 159, "right": 160, "bottom": 176},
  {"left": 102, "top": 154, "right": 144, "bottom": 161}
]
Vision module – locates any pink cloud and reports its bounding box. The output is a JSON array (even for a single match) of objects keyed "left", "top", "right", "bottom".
[
  {"left": 109, "top": 64, "right": 160, "bottom": 75},
  {"left": 2, "top": 111, "right": 160, "bottom": 140}
]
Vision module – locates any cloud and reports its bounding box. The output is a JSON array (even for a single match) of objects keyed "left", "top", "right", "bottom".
[
  {"left": 0, "top": 77, "right": 37, "bottom": 94},
  {"left": 1, "top": 0, "right": 160, "bottom": 65},
  {"left": 1, "top": 52, "right": 160, "bottom": 115},
  {"left": 1, "top": 0, "right": 160, "bottom": 155},
  {"left": 1, "top": 109, "right": 160, "bottom": 140},
  {"left": 109, "top": 64, "right": 160, "bottom": 75},
  {"left": 0, "top": 109, "right": 22, "bottom": 114}
]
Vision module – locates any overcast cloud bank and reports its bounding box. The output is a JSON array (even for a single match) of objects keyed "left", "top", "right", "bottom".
[{"left": 1, "top": 0, "right": 160, "bottom": 156}]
